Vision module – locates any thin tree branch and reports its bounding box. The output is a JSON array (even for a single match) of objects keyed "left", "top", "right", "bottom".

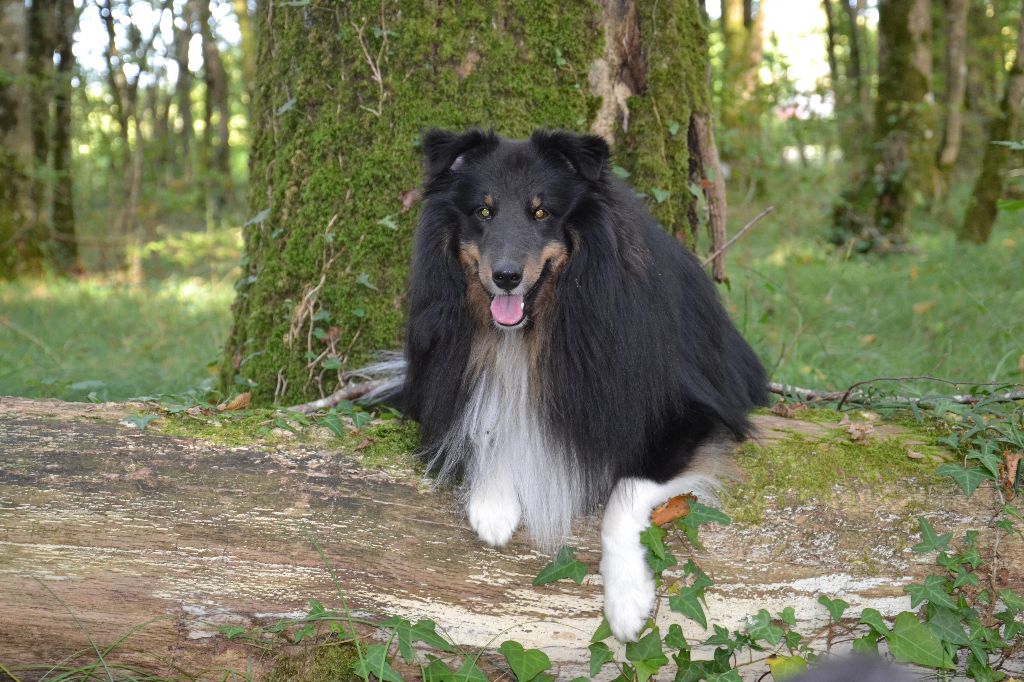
[
  {"left": 701, "top": 206, "right": 774, "bottom": 267},
  {"left": 288, "top": 379, "right": 391, "bottom": 415}
]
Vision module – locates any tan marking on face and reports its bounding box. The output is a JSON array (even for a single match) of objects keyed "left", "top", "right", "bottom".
[
  {"left": 483, "top": 194, "right": 494, "bottom": 207},
  {"left": 531, "top": 196, "right": 542, "bottom": 210},
  {"left": 458, "top": 242, "right": 481, "bottom": 271}
]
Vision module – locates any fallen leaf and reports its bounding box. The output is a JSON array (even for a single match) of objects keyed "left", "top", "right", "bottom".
[
  {"left": 771, "top": 402, "right": 806, "bottom": 418},
  {"left": 219, "top": 392, "right": 251, "bottom": 411},
  {"left": 846, "top": 421, "right": 874, "bottom": 442},
  {"left": 997, "top": 566, "right": 1010, "bottom": 587},
  {"left": 909, "top": 265, "right": 919, "bottom": 281},
  {"left": 354, "top": 438, "right": 373, "bottom": 451},
  {"left": 858, "top": 334, "right": 877, "bottom": 345},
  {"left": 1003, "top": 451, "right": 1022, "bottom": 499},
  {"left": 399, "top": 188, "right": 422, "bottom": 212},
  {"left": 455, "top": 49, "right": 481, "bottom": 79},
  {"left": 912, "top": 301, "right": 934, "bottom": 315},
  {"left": 651, "top": 494, "right": 696, "bottom": 525},
  {"left": 907, "top": 449, "right": 925, "bottom": 460}
]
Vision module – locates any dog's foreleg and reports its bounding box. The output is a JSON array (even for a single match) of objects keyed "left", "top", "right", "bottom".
[
  {"left": 466, "top": 457, "right": 522, "bottom": 547},
  {"left": 600, "top": 474, "right": 718, "bottom": 642}
]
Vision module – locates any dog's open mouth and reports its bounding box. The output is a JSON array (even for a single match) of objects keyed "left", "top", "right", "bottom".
[{"left": 490, "top": 294, "right": 525, "bottom": 326}]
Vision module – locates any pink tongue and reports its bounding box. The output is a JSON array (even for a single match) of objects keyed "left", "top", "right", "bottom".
[{"left": 490, "top": 294, "right": 525, "bottom": 326}]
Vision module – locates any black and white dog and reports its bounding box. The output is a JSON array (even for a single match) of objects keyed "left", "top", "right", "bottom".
[{"left": 386, "top": 129, "right": 767, "bottom": 640}]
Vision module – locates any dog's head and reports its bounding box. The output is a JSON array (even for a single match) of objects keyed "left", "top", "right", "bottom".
[{"left": 421, "top": 129, "right": 609, "bottom": 329}]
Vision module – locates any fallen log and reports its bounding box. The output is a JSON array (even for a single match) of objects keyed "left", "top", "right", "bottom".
[{"left": 0, "top": 397, "right": 1020, "bottom": 680}]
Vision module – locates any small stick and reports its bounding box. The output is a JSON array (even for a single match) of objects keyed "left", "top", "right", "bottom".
[
  {"left": 287, "top": 378, "right": 390, "bottom": 415},
  {"left": 701, "top": 206, "right": 774, "bottom": 267}
]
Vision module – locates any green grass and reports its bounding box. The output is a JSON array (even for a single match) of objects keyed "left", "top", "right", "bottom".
[
  {"left": 0, "top": 276, "right": 233, "bottom": 401},
  {"left": 1, "top": 168, "right": 1021, "bottom": 403},
  {"left": 722, "top": 173, "right": 1024, "bottom": 397}
]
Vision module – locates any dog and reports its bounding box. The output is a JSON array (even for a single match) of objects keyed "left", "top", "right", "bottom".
[{"left": 390, "top": 129, "right": 767, "bottom": 641}]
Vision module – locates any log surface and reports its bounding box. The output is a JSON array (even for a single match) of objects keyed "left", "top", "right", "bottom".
[{"left": 0, "top": 398, "right": 1020, "bottom": 680}]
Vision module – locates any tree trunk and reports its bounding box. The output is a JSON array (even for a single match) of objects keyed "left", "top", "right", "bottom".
[
  {"left": 49, "top": 0, "right": 77, "bottom": 275},
  {"left": 831, "top": 0, "right": 937, "bottom": 250},
  {"left": 959, "top": 0, "right": 1024, "bottom": 244},
  {"left": 936, "top": 0, "right": 970, "bottom": 181},
  {"left": 199, "top": 0, "right": 232, "bottom": 221},
  {"left": 26, "top": 0, "right": 55, "bottom": 256},
  {"left": 0, "top": 0, "right": 36, "bottom": 278},
  {"left": 233, "top": 0, "right": 255, "bottom": 100},
  {"left": 224, "top": 0, "right": 717, "bottom": 405},
  {"left": 174, "top": 0, "right": 194, "bottom": 183}
]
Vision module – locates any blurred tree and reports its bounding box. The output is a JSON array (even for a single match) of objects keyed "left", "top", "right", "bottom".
[
  {"left": 223, "top": 0, "right": 723, "bottom": 404},
  {"left": 823, "top": 0, "right": 873, "bottom": 163},
  {"left": 831, "top": 0, "right": 938, "bottom": 250},
  {"left": 0, "top": 0, "right": 35, "bottom": 277},
  {"left": 50, "top": 0, "right": 78, "bottom": 274},
  {"left": 936, "top": 0, "right": 970, "bottom": 186},
  {"left": 960, "top": 0, "right": 1024, "bottom": 243},
  {"left": 718, "top": 0, "right": 768, "bottom": 192},
  {"left": 199, "top": 0, "right": 231, "bottom": 221},
  {"left": 173, "top": 0, "right": 195, "bottom": 182}
]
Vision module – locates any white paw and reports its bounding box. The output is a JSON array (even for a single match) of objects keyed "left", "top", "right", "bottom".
[
  {"left": 467, "top": 489, "right": 522, "bottom": 547},
  {"left": 602, "top": 570, "right": 656, "bottom": 642}
]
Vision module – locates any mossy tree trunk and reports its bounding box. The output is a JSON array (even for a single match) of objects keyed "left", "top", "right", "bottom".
[
  {"left": 0, "top": 0, "right": 35, "bottom": 279},
  {"left": 959, "top": 0, "right": 1024, "bottom": 244},
  {"left": 224, "top": 0, "right": 718, "bottom": 405},
  {"left": 935, "top": 0, "right": 969, "bottom": 185},
  {"left": 831, "top": 0, "right": 938, "bottom": 251}
]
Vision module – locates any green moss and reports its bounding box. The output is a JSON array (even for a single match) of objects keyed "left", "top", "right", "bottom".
[
  {"left": 267, "top": 643, "right": 360, "bottom": 682},
  {"left": 154, "top": 409, "right": 293, "bottom": 447},
  {"left": 226, "top": 0, "right": 712, "bottom": 405},
  {"left": 725, "top": 430, "right": 943, "bottom": 524},
  {"left": 350, "top": 419, "right": 421, "bottom": 470}
]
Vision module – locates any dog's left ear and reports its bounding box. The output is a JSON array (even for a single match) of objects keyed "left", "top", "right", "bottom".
[
  {"left": 421, "top": 128, "right": 492, "bottom": 179},
  {"left": 532, "top": 130, "right": 610, "bottom": 182}
]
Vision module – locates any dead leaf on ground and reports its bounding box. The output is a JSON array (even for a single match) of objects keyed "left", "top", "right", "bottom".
[
  {"left": 1003, "top": 451, "right": 1022, "bottom": 499},
  {"left": 771, "top": 402, "right": 806, "bottom": 418},
  {"left": 845, "top": 421, "right": 874, "bottom": 442},
  {"left": 353, "top": 438, "right": 373, "bottom": 451},
  {"left": 912, "top": 301, "right": 934, "bottom": 315},
  {"left": 651, "top": 493, "right": 696, "bottom": 526},
  {"left": 399, "top": 188, "right": 421, "bottom": 212},
  {"left": 906, "top": 448, "right": 925, "bottom": 460},
  {"left": 219, "top": 392, "right": 251, "bottom": 412}
]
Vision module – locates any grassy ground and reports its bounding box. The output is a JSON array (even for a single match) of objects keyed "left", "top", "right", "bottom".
[
  {"left": 0, "top": 277, "right": 233, "bottom": 401},
  {"left": 0, "top": 168, "right": 1021, "bottom": 402}
]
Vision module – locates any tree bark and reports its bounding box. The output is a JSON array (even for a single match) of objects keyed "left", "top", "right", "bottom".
[
  {"left": 936, "top": 0, "right": 970, "bottom": 180},
  {"left": 174, "top": 0, "right": 195, "bottom": 183},
  {"left": 199, "top": 0, "right": 232, "bottom": 221},
  {"left": 49, "top": 0, "right": 77, "bottom": 274},
  {"left": 959, "top": 0, "right": 1024, "bottom": 244},
  {"left": 233, "top": 0, "right": 255, "bottom": 101},
  {"left": 0, "top": 0, "right": 36, "bottom": 278},
  {"left": 831, "top": 0, "right": 937, "bottom": 250},
  {"left": 225, "top": 0, "right": 718, "bottom": 404}
]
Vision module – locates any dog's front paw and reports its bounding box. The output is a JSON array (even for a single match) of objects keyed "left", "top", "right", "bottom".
[
  {"left": 466, "top": 489, "right": 522, "bottom": 547},
  {"left": 602, "top": 571, "right": 656, "bottom": 641}
]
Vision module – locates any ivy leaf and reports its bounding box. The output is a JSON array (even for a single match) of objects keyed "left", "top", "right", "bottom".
[
  {"left": 664, "top": 623, "right": 688, "bottom": 651},
  {"left": 780, "top": 606, "right": 797, "bottom": 627},
  {"left": 936, "top": 463, "right": 993, "bottom": 497},
  {"left": 905, "top": 575, "right": 958, "bottom": 610},
  {"left": 533, "top": 546, "right": 588, "bottom": 586},
  {"left": 851, "top": 633, "right": 879, "bottom": 656},
  {"left": 669, "top": 586, "right": 708, "bottom": 629},
  {"left": 588, "top": 642, "right": 614, "bottom": 677},
  {"left": 591, "top": 618, "right": 612, "bottom": 643},
  {"left": 926, "top": 605, "right": 970, "bottom": 646},
  {"left": 887, "top": 612, "right": 955, "bottom": 669},
  {"left": 356, "top": 272, "right": 379, "bottom": 290},
  {"left": 968, "top": 443, "right": 1003, "bottom": 480},
  {"left": 452, "top": 656, "right": 489, "bottom": 682},
  {"left": 352, "top": 644, "right": 403, "bottom": 682},
  {"left": 746, "top": 609, "right": 784, "bottom": 646},
  {"left": 704, "top": 624, "right": 733, "bottom": 648},
  {"left": 1000, "top": 589, "right": 1024, "bottom": 613},
  {"left": 611, "top": 165, "right": 631, "bottom": 179},
  {"left": 912, "top": 517, "right": 953, "bottom": 554},
  {"left": 640, "top": 523, "right": 668, "bottom": 560},
  {"left": 422, "top": 656, "right": 454, "bottom": 682},
  {"left": 817, "top": 595, "right": 849, "bottom": 621},
  {"left": 499, "top": 641, "right": 551, "bottom": 682},
  {"left": 706, "top": 671, "right": 742, "bottom": 682},
  {"left": 767, "top": 655, "right": 808, "bottom": 680},
  {"left": 650, "top": 187, "right": 671, "bottom": 204},
  {"left": 859, "top": 608, "right": 889, "bottom": 636},
  {"left": 679, "top": 502, "right": 732, "bottom": 528},
  {"left": 625, "top": 628, "right": 669, "bottom": 682}
]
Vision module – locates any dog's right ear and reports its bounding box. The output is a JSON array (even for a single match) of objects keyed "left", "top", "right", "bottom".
[{"left": 421, "top": 129, "right": 491, "bottom": 179}]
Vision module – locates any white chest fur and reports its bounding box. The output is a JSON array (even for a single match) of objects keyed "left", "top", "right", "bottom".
[{"left": 456, "top": 334, "right": 582, "bottom": 550}]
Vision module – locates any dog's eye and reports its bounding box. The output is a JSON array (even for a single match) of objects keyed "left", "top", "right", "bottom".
[
  {"left": 476, "top": 207, "right": 492, "bottom": 219},
  {"left": 533, "top": 208, "right": 548, "bottom": 220}
]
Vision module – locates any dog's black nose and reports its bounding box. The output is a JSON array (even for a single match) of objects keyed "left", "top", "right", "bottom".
[{"left": 491, "top": 266, "right": 523, "bottom": 291}]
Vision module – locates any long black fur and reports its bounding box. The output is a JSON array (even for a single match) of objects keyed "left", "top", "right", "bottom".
[{"left": 403, "top": 128, "right": 767, "bottom": 511}]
